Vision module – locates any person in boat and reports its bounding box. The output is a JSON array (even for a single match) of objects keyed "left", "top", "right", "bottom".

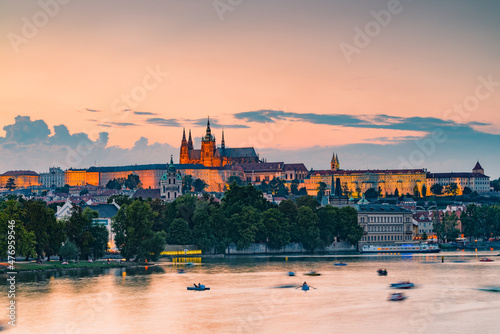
[{"left": 302, "top": 282, "right": 308, "bottom": 287}]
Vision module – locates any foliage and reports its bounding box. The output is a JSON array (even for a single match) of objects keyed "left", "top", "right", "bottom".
[
  {"left": 227, "top": 176, "right": 244, "bottom": 186},
  {"left": 445, "top": 183, "right": 459, "bottom": 196},
  {"left": 463, "top": 187, "right": 472, "bottom": 195},
  {"left": 168, "top": 218, "right": 192, "bottom": 245},
  {"left": 431, "top": 184, "right": 443, "bottom": 195},
  {"left": 316, "top": 181, "right": 327, "bottom": 201},
  {"left": 261, "top": 208, "right": 290, "bottom": 250},
  {"left": 295, "top": 206, "right": 321, "bottom": 252},
  {"left": 182, "top": 175, "right": 194, "bottom": 193},
  {"left": 112, "top": 200, "right": 165, "bottom": 261},
  {"left": 6, "top": 178, "right": 17, "bottom": 191},
  {"left": 106, "top": 174, "right": 142, "bottom": 190},
  {"left": 295, "top": 195, "right": 319, "bottom": 210},
  {"left": 59, "top": 240, "right": 79, "bottom": 261},
  {"left": 433, "top": 211, "right": 460, "bottom": 242},
  {"left": 55, "top": 184, "right": 70, "bottom": 193},
  {"left": 193, "top": 178, "right": 208, "bottom": 193},
  {"left": 80, "top": 188, "right": 89, "bottom": 196},
  {"left": 492, "top": 178, "right": 500, "bottom": 192},
  {"left": 413, "top": 185, "right": 420, "bottom": 198},
  {"left": 269, "top": 177, "right": 289, "bottom": 197},
  {"left": 0, "top": 200, "right": 36, "bottom": 259},
  {"left": 421, "top": 184, "right": 427, "bottom": 197},
  {"left": 107, "top": 194, "right": 132, "bottom": 206},
  {"left": 364, "top": 188, "right": 378, "bottom": 199}
]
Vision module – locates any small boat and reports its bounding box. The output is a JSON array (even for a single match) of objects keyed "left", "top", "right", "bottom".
[
  {"left": 390, "top": 281, "right": 415, "bottom": 289},
  {"left": 478, "top": 286, "right": 500, "bottom": 293},
  {"left": 304, "top": 271, "right": 321, "bottom": 276},
  {"left": 479, "top": 258, "right": 494, "bottom": 262},
  {"left": 334, "top": 263, "right": 347, "bottom": 266},
  {"left": 187, "top": 284, "right": 210, "bottom": 291},
  {"left": 177, "top": 269, "right": 186, "bottom": 274},
  {"left": 388, "top": 293, "right": 407, "bottom": 301},
  {"left": 288, "top": 271, "right": 295, "bottom": 276},
  {"left": 302, "top": 284, "right": 310, "bottom": 291},
  {"left": 377, "top": 269, "right": 388, "bottom": 276}
]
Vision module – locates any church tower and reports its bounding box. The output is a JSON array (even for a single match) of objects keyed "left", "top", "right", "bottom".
[
  {"left": 331, "top": 152, "right": 339, "bottom": 171},
  {"left": 180, "top": 128, "right": 189, "bottom": 164},
  {"left": 201, "top": 117, "right": 217, "bottom": 167},
  {"left": 187, "top": 129, "right": 193, "bottom": 149},
  {"left": 472, "top": 161, "right": 484, "bottom": 174}
]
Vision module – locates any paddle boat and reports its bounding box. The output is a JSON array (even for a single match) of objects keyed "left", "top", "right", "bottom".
[
  {"left": 302, "top": 284, "right": 310, "bottom": 291},
  {"left": 388, "top": 293, "right": 407, "bottom": 301},
  {"left": 304, "top": 271, "right": 321, "bottom": 276},
  {"left": 377, "top": 268, "right": 388, "bottom": 276},
  {"left": 288, "top": 271, "right": 296, "bottom": 276},
  {"left": 334, "top": 262, "right": 347, "bottom": 266},
  {"left": 478, "top": 286, "right": 500, "bottom": 293},
  {"left": 296, "top": 282, "right": 313, "bottom": 291},
  {"left": 187, "top": 284, "right": 210, "bottom": 291},
  {"left": 177, "top": 269, "right": 186, "bottom": 274},
  {"left": 479, "top": 258, "right": 494, "bottom": 262},
  {"left": 390, "top": 281, "right": 415, "bottom": 289}
]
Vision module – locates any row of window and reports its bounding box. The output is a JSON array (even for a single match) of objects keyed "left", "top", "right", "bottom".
[
  {"left": 362, "top": 235, "right": 411, "bottom": 241},
  {"left": 360, "top": 216, "right": 410, "bottom": 223},
  {"left": 367, "top": 225, "right": 404, "bottom": 232}
]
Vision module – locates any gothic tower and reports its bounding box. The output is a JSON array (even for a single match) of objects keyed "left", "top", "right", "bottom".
[
  {"left": 331, "top": 152, "right": 339, "bottom": 171},
  {"left": 187, "top": 129, "right": 193, "bottom": 150},
  {"left": 201, "top": 117, "right": 217, "bottom": 167},
  {"left": 180, "top": 128, "right": 189, "bottom": 164}
]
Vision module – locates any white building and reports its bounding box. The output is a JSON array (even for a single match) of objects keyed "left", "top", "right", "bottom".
[
  {"left": 426, "top": 162, "right": 490, "bottom": 194},
  {"left": 160, "top": 157, "right": 182, "bottom": 202},
  {"left": 357, "top": 204, "right": 414, "bottom": 245},
  {"left": 40, "top": 167, "right": 66, "bottom": 188}
]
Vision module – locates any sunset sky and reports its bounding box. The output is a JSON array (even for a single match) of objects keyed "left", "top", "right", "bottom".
[{"left": 1, "top": 0, "right": 499, "bottom": 177}]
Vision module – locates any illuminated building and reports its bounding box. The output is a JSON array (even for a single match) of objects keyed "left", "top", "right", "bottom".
[
  {"left": 425, "top": 162, "right": 490, "bottom": 194},
  {"left": 40, "top": 167, "right": 66, "bottom": 188},
  {"left": 180, "top": 118, "right": 259, "bottom": 167},
  {"left": 160, "top": 157, "right": 182, "bottom": 202},
  {"left": 0, "top": 170, "right": 40, "bottom": 188}
]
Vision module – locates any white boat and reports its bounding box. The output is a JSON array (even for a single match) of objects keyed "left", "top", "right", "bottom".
[{"left": 361, "top": 243, "right": 441, "bottom": 254}]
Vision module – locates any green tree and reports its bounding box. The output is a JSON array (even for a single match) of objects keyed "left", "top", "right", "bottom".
[
  {"left": 193, "top": 178, "right": 208, "bottom": 193},
  {"left": 316, "top": 205, "right": 339, "bottom": 246},
  {"left": 182, "top": 175, "right": 194, "bottom": 193},
  {"left": 394, "top": 188, "right": 400, "bottom": 197},
  {"left": 431, "top": 184, "right": 443, "bottom": 195},
  {"left": 65, "top": 206, "right": 96, "bottom": 260},
  {"left": 492, "top": 178, "right": 500, "bottom": 192},
  {"left": 316, "top": 182, "right": 327, "bottom": 201},
  {"left": 295, "top": 206, "right": 321, "bottom": 252},
  {"left": 168, "top": 218, "right": 193, "bottom": 245},
  {"left": 463, "top": 187, "right": 472, "bottom": 195},
  {"left": 125, "top": 174, "right": 142, "bottom": 189},
  {"left": 106, "top": 179, "right": 121, "bottom": 190},
  {"left": 23, "top": 200, "right": 65, "bottom": 261},
  {"left": 421, "top": 231, "right": 428, "bottom": 240},
  {"left": 295, "top": 195, "right": 319, "bottom": 210},
  {"left": 297, "top": 187, "right": 308, "bottom": 196},
  {"left": 55, "top": 184, "right": 70, "bottom": 193},
  {"left": 6, "top": 178, "right": 16, "bottom": 191},
  {"left": 337, "top": 206, "right": 364, "bottom": 245},
  {"left": 80, "top": 188, "right": 89, "bottom": 196},
  {"left": 228, "top": 175, "right": 244, "bottom": 186},
  {"left": 107, "top": 194, "right": 132, "bottom": 206},
  {"left": 230, "top": 206, "right": 263, "bottom": 250},
  {"left": 0, "top": 200, "right": 36, "bottom": 260},
  {"left": 364, "top": 188, "right": 378, "bottom": 199},
  {"left": 59, "top": 240, "right": 79, "bottom": 261},
  {"left": 421, "top": 184, "right": 427, "bottom": 198},
  {"left": 210, "top": 206, "right": 231, "bottom": 253},
  {"left": 445, "top": 183, "right": 459, "bottom": 196},
  {"left": 290, "top": 179, "right": 300, "bottom": 195},
  {"left": 434, "top": 212, "right": 460, "bottom": 242},
  {"left": 413, "top": 185, "right": 420, "bottom": 198},
  {"left": 192, "top": 203, "right": 216, "bottom": 252},
  {"left": 261, "top": 208, "right": 290, "bottom": 250},
  {"left": 112, "top": 200, "right": 165, "bottom": 261},
  {"left": 269, "top": 178, "right": 289, "bottom": 197}
]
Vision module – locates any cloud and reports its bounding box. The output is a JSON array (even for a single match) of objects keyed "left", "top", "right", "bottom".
[
  {"left": 233, "top": 110, "right": 491, "bottom": 133},
  {"left": 190, "top": 118, "right": 249, "bottom": 129},
  {"left": 0, "top": 116, "right": 176, "bottom": 172},
  {"left": 77, "top": 108, "right": 101, "bottom": 113},
  {"left": 0, "top": 115, "right": 51, "bottom": 145},
  {"left": 134, "top": 111, "right": 158, "bottom": 116},
  {"left": 146, "top": 118, "right": 181, "bottom": 127}
]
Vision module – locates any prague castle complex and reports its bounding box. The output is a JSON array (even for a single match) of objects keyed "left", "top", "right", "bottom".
[{"left": 0, "top": 118, "right": 493, "bottom": 197}]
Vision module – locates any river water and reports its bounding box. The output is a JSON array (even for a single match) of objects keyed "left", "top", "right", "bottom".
[{"left": 2, "top": 251, "right": 500, "bottom": 334}]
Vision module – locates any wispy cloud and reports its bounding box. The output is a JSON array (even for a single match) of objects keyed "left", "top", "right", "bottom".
[
  {"left": 190, "top": 118, "right": 249, "bottom": 129},
  {"left": 146, "top": 118, "right": 181, "bottom": 127},
  {"left": 134, "top": 111, "right": 158, "bottom": 116},
  {"left": 78, "top": 108, "right": 101, "bottom": 113},
  {"left": 233, "top": 110, "right": 491, "bottom": 133}
]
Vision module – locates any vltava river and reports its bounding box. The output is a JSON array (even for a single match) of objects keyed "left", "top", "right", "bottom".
[{"left": 2, "top": 251, "right": 500, "bottom": 334}]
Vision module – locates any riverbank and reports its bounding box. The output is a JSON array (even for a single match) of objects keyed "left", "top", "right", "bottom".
[{"left": 0, "top": 260, "right": 152, "bottom": 273}]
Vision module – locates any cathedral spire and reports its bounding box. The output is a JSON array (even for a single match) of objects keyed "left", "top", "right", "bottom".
[
  {"left": 188, "top": 129, "right": 193, "bottom": 149},
  {"left": 221, "top": 130, "right": 225, "bottom": 149},
  {"left": 181, "top": 128, "right": 187, "bottom": 144}
]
